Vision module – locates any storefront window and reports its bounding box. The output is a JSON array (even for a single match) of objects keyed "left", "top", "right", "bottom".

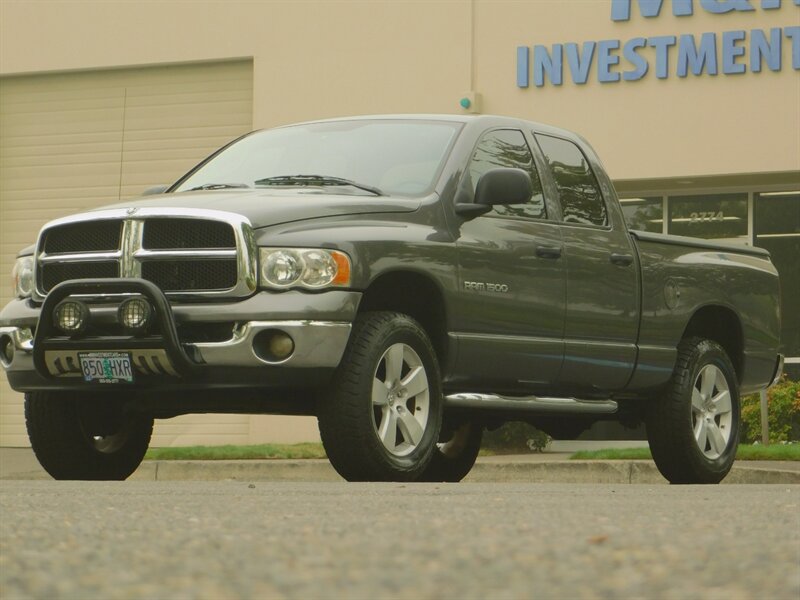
[
  {"left": 668, "top": 193, "right": 748, "bottom": 241},
  {"left": 755, "top": 191, "right": 800, "bottom": 360},
  {"left": 620, "top": 197, "right": 663, "bottom": 233}
]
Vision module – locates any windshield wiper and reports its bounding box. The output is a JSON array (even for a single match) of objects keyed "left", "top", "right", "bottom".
[
  {"left": 254, "top": 175, "right": 383, "bottom": 196},
  {"left": 188, "top": 183, "right": 250, "bottom": 191}
]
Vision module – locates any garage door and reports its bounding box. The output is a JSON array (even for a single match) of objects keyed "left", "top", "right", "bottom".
[{"left": 0, "top": 60, "right": 254, "bottom": 447}]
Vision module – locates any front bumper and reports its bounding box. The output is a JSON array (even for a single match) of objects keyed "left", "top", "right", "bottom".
[{"left": 0, "top": 279, "right": 359, "bottom": 392}]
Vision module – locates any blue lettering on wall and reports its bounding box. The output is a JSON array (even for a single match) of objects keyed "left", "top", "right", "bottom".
[
  {"left": 648, "top": 35, "right": 678, "bottom": 78},
  {"left": 722, "top": 30, "right": 748, "bottom": 73},
  {"left": 623, "top": 38, "right": 650, "bottom": 80},
  {"left": 517, "top": 46, "right": 530, "bottom": 87},
  {"left": 750, "top": 28, "right": 782, "bottom": 71},
  {"left": 699, "top": 0, "right": 755, "bottom": 15},
  {"left": 611, "top": 0, "right": 694, "bottom": 21},
  {"left": 533, "top": 44, "right": 563, "bottom": 86},
  {"left": 517, "top": 0, "right": 799, "bottom": 87},
  {"left": 786, "top": 26, "right": 800, "bottom": 68},
  {"left": 598, "top": 40, "right": 622, "bottom": 82},
  {"left": 566, "top": 42, "right": 596, "bottom": 84},
  {"left": 611, "top": 0, "right": 794, "bottom": 20},
  {"left": 677, "top": 32, "right": 718, "bottom": 76}
]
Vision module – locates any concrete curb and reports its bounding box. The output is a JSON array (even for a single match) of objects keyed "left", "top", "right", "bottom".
[
  {"left": 112, "top": 459, "right": 800, "bottom": 484},
  {"left": 3, "top": 448, "right": 798, "bottom": 484}
]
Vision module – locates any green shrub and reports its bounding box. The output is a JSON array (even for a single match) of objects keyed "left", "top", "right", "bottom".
[
  {"left": 482, "top": 422, "right": 551, "bottom": 453},
  {"left": 740, "top": 376, "right": 800, "bottom": 444}
]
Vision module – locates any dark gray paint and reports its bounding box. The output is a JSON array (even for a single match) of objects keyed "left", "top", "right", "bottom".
[{"left": 0, "top": 115, "right": 782, "bottom": 404}]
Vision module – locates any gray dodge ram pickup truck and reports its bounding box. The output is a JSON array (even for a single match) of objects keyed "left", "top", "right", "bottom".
[{"left": 0, "top": 115, "right": 783, "bottom": 483}]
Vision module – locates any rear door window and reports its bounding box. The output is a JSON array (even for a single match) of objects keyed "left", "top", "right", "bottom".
[
  {"left": 468, "top": 129, "right": 547, "bottom": 220},
  {"left": 535, "top": 134, "right": 608, "bottom": 227}
]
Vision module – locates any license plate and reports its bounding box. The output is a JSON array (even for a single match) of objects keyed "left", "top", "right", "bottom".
[{"left": 78, "top": 352, "right": 134, "bottom": 384}]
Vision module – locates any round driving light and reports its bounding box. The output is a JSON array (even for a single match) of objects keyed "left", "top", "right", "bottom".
[
  {"left": 0, "top": 336, "right": 14, "bottom": 367},
  {"left": 53, "top": 300, "right": 89, "bottom": 336},
  {"left": 118, "top": 297, "right": 152, "bottom": 334}
]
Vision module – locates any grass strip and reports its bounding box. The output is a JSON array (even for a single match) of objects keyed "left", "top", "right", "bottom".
[
  {"left": 145, "top": 442, "right": 326, "bottom": 461},
  {"left": 570, "top": 444, "right": 799, "bottom": 461}
]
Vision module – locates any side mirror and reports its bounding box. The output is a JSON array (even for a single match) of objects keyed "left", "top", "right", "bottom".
[
  {"left": 475, "top": 168, "right": 532, "bottom": 206},
  {"left": 142, "top": 184, "right": 169, "bottom": 196}
]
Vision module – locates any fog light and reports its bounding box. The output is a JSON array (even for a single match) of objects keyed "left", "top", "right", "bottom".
[
  {"left": 118, "top": 297, "right": 153, "bottom": 334},
  {"left": 53, "top": 300, "right": 89, "bottom": 336},
  {"left": 253, "top": 329, "right": 295, "bottom": 363},
  {"left": 269, "top": 332, "right": 294, "bottom": 359}
]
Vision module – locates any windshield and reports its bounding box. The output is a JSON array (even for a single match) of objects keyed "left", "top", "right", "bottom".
[{"left": 173, "top": 119, "right": 463, "bottom": 197}]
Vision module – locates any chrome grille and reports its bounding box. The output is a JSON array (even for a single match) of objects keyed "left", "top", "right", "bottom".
[{"left": 34, "top": 209, "right": 256, "bottom": 299}]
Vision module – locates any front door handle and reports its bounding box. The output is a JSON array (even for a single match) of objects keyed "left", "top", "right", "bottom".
[
  {"left": 536, "top": 245, "right": 563, "bottom": 259},
  {"left": 610, "top": 253, "right": 634, "bottom": 266}
]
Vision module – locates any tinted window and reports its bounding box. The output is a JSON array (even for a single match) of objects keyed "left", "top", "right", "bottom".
[
  {"left": 620, "top": 196, "right": 663, "bottom": 233},
  {"left": 174, "top": 120, "right": 462, "bottom": 197},
  {"left": 536, "top": 135, "right": 607, "bottom": 227},
  {"left": 467, "top": 129, "right": 546, "bottom": 220}
]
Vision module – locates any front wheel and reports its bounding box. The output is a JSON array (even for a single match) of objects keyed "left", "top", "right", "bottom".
[
  {"left": 25, "top": 392, "right": 153, "bottom": 480},
  {"left": 317, "top": 312, "right": 443, "bottom": 481},
  {"left": 646, "top": 337, "right": 740, "bottom": 484}
]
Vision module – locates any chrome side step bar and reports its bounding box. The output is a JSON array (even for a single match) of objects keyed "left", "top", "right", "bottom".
[{"left": 444, "top": 393, "right": 618, "bottom": 415}]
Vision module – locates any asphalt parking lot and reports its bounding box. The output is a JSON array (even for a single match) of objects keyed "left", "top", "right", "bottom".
[{"left": 2, "top": 480, "right": 798, "bottom": 599}]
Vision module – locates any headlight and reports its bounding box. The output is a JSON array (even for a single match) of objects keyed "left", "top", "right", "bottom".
[
  {"left": 259, "top": 248, "right": 351, "bottom": 290},
  {"left": 12, "top": 256, "right": 34, "bottom": 298}
]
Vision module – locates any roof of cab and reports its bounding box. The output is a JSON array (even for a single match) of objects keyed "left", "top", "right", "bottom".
[{"left": 270, "top": 113, "right": 580, "bottom": 140}]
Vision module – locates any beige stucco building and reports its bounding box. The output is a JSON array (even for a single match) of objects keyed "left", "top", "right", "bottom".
[{"left": 1, "top": 0, "right": 798, "bottom": 447}]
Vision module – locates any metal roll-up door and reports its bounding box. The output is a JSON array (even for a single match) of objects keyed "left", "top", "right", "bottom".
[{"left": 0, "top": 60, "right": 254, "bottom": 447}]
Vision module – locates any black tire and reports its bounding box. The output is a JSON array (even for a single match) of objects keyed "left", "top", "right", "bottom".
[
  {"left": 646, "top": 337, "right": 740, "bottom": 484},
  {"left": 25, "top": 392, "right": 153, "bottom": 480},
  {"left": 419, "top": 421, "right": 483, "bottom": 482},
  {"left": 317, "top": 311, "right": 443, "bottom": 482}
]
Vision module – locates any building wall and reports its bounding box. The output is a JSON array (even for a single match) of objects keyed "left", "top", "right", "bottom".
[
  {"left": 1, "top": 0, "right": 798, "bottom": 446},
  {"left": 2, "top": 1, "right": 798, "bottom": 181}
]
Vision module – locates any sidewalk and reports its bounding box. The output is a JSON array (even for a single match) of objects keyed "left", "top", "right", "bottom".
[{"left": 2, "top": 447, "right": 798, "bottom": 484}]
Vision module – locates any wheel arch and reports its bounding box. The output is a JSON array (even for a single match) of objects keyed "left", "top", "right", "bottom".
[
  {"left": 681, "top": 305, "right": 744, "bottom": 383},
  {"left": 357, "top": 270, "right": 449, "bottom": 367}
]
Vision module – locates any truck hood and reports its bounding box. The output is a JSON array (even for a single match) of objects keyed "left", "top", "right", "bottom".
[{"left": 96, "top": 189, "right": 421, "bottom": 229}]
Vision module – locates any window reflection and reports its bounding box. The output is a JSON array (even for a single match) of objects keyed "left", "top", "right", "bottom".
[
  {"left": 468, "top": 129, "right": 546, "bottom": 220},
  {"left": 668, "top": 194, "right": 748, "bottom": 241},
  {"left": 536, "top": 135, "right": 608, "bottom": 227},
  {"left": 755, "top": 191, "right": 799, "bottom": 358},
  {"left": 620, "top": 197, "right": 663, "bottom": 233}
]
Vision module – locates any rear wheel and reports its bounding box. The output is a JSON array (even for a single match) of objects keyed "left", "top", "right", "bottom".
[
  {"left": 317, "top": 311, "right": 443, "bottom": 481},
  {"left": 419, "top": 421, "right": 483, "bottom": 482},
  {"left": 25, "top": 391, "right": 153, "bottom": 480},
  {"left": 646, "top": 338, "right": 740, "bottom": 484}
]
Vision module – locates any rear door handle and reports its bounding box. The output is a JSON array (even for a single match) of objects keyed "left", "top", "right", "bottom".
[
  {"left": 610, "top": 253, "right": 634, "bottom": 266},
  {"left": 536, "top": 245, "right": 563, "bottom": 259}
]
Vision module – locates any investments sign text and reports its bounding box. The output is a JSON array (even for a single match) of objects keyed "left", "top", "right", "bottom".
[{"left": 516, "top": 0, "right": 800, "bottom": 88}]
